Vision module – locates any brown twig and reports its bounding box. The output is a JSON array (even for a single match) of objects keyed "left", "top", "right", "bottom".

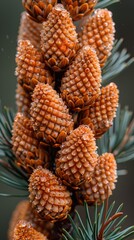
[{"left": 97, "top": 212, "right": 123, "bottom": 240}]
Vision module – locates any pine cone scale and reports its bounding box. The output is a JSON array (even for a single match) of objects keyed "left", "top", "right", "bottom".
[
  {"left": 76, "top": 153, "right": 117, "bottom": 204},
  {"left": 78, "top": 9, "right": 115, "bottom": 67},
  {"left": 29, "top": 167, "right": 72, "bottom": 222},
  {"left": 16, "top": 40, "right": 54, "bottom": 92},
  {"left": 30, "top": 83, "right": 73, "bottom": 146},
  {"left": 56, "top": 125, "right": 98, "bottom": 187},
  {"left": 41, "top": 4, "right": 78, "bottom": 71}
]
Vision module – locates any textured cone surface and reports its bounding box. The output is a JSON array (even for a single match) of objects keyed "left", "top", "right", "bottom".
[
  {"left": 16, "top": 84, "right": 31, "bottom": 116},
  {"left": 22, "top": 0, "right": 57, "bottom": 23},
  {"left": 79, "top": 83, "right": 119, "bottom": 138},
  {"left": 40, "top": 4, "right": 78, "bottom": 71},
  {"left": 8, "top": 200, "right": 54, "bottom": 239},
  {"left": 30, "top": 83, "right": 74, "bottom": 145},
  {"left": 15, "top": 40, "right": 53, "bottom": 92},
  {"left": 29, "top": 167, "right": 72, "bottom": 222},
  {"left": 79, "top": 9, "right": 115, "bottom": 67},
  {"left": 18, "top": 11, "right": 42, "bottom": 49},
  {"left": 61, "top": 0, "right": 97, "bottom": 21},
  {"left": 61, "top": 46, "right": 101, "bottom": 111},
  {"left": 76, "top": 153, "right": 117, "bottom": 204},
  {"left": 56, "top": 125, "right": 98, "bottom": 187},
  {"left": 12, "top": 113, "right": 49, "bottom": 172},
  {"left": 13, "top": 220, "right": 47, "bottom": 240}
]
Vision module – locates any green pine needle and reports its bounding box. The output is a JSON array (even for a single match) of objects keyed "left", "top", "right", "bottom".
[
  {"left": 0, "top": 106, "right": 14, "bottom": 159},
  {"left": 96, "top": 0, "right": 120, "bottom": 9},
  {"left": 0, "top": 107, "right": 29, "bottom": 195},
  {"left": 102, "top": 39, "right": 134, "bottom": 85},
  {"left": 63, "top": 201, "right": 134, "bottom": 240},
  {"left": 97, "top": 105, "right": 134, "bottom": 164}
]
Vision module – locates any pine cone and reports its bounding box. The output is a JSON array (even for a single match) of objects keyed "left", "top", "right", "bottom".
[
  {"left": 30, "top": 83, "right": 74, "bottom": 146},
  {"left": 22, "top": 0, "right": 57, "bottom": 23},
  {"left": 13, "top": 220, "right": 47, "bottom": 240},
  {"left": 18, "top": 11, "right": 42, "bottom": 49},
  {"left": 61, "top": 46, "right": 101, "bottom": 112},
  {"left": 8, "top": 200, "right": 54, "bottom": 239},
  {"left": 40, "top": 4, "right": 78, "bottom": 71},
  {"left": 78, "top": 9, "right": 115, "bottom": 67},
  {"left": 12, "top": 113, "right": 49, "bottom": 173},
  {"left": 76, "top": 153, "right": 117, "bottom": 204},
  {"left": 16, "top": 84, "right": 31, "bottom": 116},
  {"left": 29, "top": 167, "right": 72, "bottom": 222},
  {"left": 56, "top": 125, "right": 98, "bottom": 188},
  {"left": 15, "top": 40, "right": 54, "bottom": 92},
  {"left": 79, "top": 83, "right": 119, "bottom": 138},
  {"left": 61, "top": 0, "right": 97, "bottom": 21}
]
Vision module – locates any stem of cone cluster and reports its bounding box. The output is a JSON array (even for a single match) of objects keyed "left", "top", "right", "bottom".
[
  {"left": 48, "top": 147, "right": 59, "bottom": 172},
  {"left": 53, "top": 71, "right": 64, "bottom": 93},
  {"left": 50, "top": 209, "right": 76, "bottom": 239}
]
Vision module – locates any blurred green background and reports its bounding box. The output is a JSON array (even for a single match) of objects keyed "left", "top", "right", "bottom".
[{"left": 0, "top": 0, "right": 134, "bottom": 239}]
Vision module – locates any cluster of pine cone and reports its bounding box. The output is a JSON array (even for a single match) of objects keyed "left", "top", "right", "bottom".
[{"left": 9, "top": 0, "right": 119, "bottom": 239}]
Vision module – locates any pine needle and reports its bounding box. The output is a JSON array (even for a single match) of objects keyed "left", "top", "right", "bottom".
[
  {"left": 102, "top": 39, "right": 134, "bottom": 85},
  {"left": 63, "top": 201, "right": 134, "bottom": 240},
  {"left": 97, "top": 105, "right": 134, "bottom": 164},
  {"left": 96, "top": 0, "right": 120, "bottom": 9}
]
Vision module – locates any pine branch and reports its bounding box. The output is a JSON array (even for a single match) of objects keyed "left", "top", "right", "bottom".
[
  {"left": 63, "top": 201, "right": 134, "bottom": 240},
  {"left": 102, "top": 39, "right": 134, "bottom": 85},
  {"left": 0, "top": 107, "right": 28, "bottom": 196},
  {"left": 0, "top": 106, "right": 14, "bottom": 159},
  {"left": 96, "top": 0, "right": 120, "bottom": 9},
  {"left": 97, "top": 105, "right": 134, "bottom": 164}
]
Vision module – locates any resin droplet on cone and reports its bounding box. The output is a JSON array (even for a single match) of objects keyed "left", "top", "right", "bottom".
[
  {"left": 61, "top": 0, "right": 97, "bottom": 21},
  {"left": 79, "top": 83, "right": 119, "bottom": 138},
  {"left": 79, "top": 9, "right": 115, "bottom": 67},
  {"left": 12, "top": 113, "right": 49, "bottom": 173},
  {"left": 61, "top": 46, "right": 101, "bottom": 111},
  {"left": 13, "top": 220, "right": 47, "bottom": 240},
  {"left": 8, "top": 200, "right": 54, "bottom": 240},
  {"left": 56, "top": 125, "right": 98, "bottom": 187},
  {"left": 15, "top": 40, "right": 54, "bottom": 92},
  {"left": 29, "top": 167, "right": 72, "bottom": 222},
  {"left": 30, "top": 83, "right": 74, "bottom": 146},
  {"left": 40, "top": 4, "right": 78, "bottom": 71},
  {"left": 18, "top": 11, "right": 42, "bottom": 49},
  {"left": 16, "top": 84, "right": 31, "bottom": 116},
  {"left": 76, "top": 153, "right": 117, "bottom": 204},
  {"left": 22, "top": 0, "right": 57, "bottom": 23}
]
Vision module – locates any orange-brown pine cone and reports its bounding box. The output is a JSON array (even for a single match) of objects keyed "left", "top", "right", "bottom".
[
  {"left": 30, "top": 83, "right": 74, "bottom": 146},
  {"left": 12, "top": 113, "right": 49, "bottom": 173},
  {"left": 29, "top": 167, "right": 72, "bottom": 222},
  {"left": 76, "top": 153, "right": 117, "bottom": 205},
  {"left": 56, "top": 125, "right": 98, "bottom": 188},
  {"left": 78, "top": 9, "right": 115, "bottom": 67},
  {"left": 18, "top": 11, "right": 42, "bottom": 49},
  {"left": 22, "top": 0, "right": 57, "bottom": 23},
  {"left": 8, "top": 200, "right": 54, "bottom": 239},
  {"left": 61, "top": 0, "right": 97, "bottom": 21},
  {"left": 61, "top": 46, "right": 101, "bottom": 112},
  {"left": 16, "top": 84, "right": 31, "bottom": 116},
  {"left": 79, "top": 83, "right": 119, "bottom": 138},
  {"left": 15, "top": 40, "right": 54, "bottom": 93},
  {"left": 40, "top": 4, "right": 78, "bottom": 72},
  {"left": 13, "top": 220, "right": 47, "bottom": 240}
]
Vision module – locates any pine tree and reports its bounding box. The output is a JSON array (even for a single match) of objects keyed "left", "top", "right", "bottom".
[{"left": 0, "top": 0, "right": 134, "bottom": 239}]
